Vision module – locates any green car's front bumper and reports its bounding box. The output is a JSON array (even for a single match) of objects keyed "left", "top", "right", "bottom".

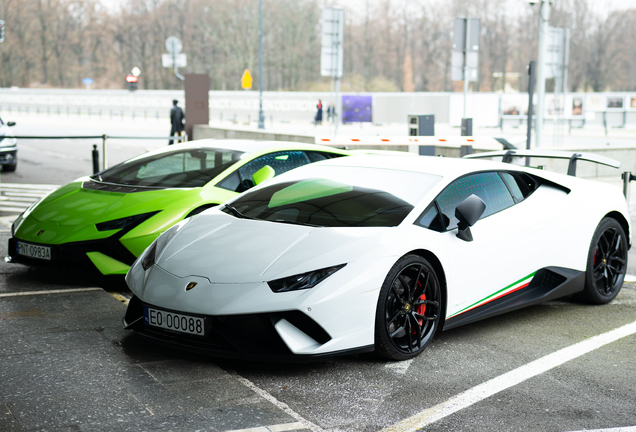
[{"left": 8, "top": 231, "right": 137, "bottom": 275}]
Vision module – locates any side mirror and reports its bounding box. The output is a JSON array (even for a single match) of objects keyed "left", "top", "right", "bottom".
[
  {"left": 7, "top": 121, "right": 16, "bottom": 127},
  {"left": 455, "top": 194, "right": 486, "bottom": 242},
  {"left": 252, "top": 165, "right": 275, "bottom": 185}
]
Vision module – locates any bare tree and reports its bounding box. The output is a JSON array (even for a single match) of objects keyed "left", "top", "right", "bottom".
[{"left": 1, "top": 0, "right": 635, "bottom": 93}]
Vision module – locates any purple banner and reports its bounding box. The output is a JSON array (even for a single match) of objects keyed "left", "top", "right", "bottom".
[{"left": 342, "top": 95, "right": 372, "bottom": 123}]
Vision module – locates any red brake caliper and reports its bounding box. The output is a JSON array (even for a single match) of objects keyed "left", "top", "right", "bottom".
[
  {"left": 416, "top": 294, "right": 426, "bottom": 327},
  {"left": 594, "top": 249, "right": 599, "bottom": 268},
  {"left": 415, "top": 280, "right": 426, "bottom": 329}
]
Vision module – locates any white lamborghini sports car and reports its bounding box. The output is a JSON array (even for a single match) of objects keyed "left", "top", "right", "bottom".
[{"left": 123, "top": 151, "right": 630, "bottom": 361}]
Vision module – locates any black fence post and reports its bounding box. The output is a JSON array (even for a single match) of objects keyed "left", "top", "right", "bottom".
[{"left": 92, "top": 145, "right": 100, "bottom": 175}]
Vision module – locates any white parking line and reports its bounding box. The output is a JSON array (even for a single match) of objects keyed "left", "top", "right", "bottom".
[
  {"left": 566, "top": 427, "right": 636, "bottom": 432},
  {"left": 384, "top": 359, "right": 414, "bottom": 375},
  {"left": 382, "top": 320, "right": 636, "bottom": 432},
  {"left": 222, "top": 422, "right": 307, "bottom": 432},
  {"left": 0, "top": 287, "right": 101, "bottom": 297},
  {"left": 234, "top": 375, "right": 325, "bottom": 432}
]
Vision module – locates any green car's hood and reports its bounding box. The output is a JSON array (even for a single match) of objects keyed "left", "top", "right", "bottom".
[
  {"left": 29, "top": 180, "right": 187, "bottom": 226},
  {"left": 15, "top": 179, "right": 218, "bottom": 249}
]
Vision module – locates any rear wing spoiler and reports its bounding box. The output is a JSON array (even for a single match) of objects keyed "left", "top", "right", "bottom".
[
  {"left": 463, "top": 150, "right": 621, "bottom": 177},
  {"left": 316, "top": 136, "right": 515, "bottom": 150}
]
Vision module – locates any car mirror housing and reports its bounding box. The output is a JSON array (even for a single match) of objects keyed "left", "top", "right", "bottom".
[
  {"left": 252, "top": 165, "right": 275, "bottom": 185},
  {"left": 455, "top": 194, "right": 486, "bottom": 242}
]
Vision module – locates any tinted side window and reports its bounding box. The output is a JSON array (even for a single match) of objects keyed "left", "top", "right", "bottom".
[
  {"left": 436, "top": 172, "right": 515, "bottom": 230},
  {"left": 417, "top": 204, "right": 447, "bottom": 232},
  {"left": 500, "top": 172, "right": 525, "bottom": 202},
  {"left": 306, "top": 151, "right": 343, "bottom": 163},
  {"left": 501, "top": 172, "right": 538, "bottom": 202},
  {"left": 237, "top": 151, "right": 311, "bottom": 188},
  {"left": 217, "top": 171, "right": 241, "bottom": 192}
]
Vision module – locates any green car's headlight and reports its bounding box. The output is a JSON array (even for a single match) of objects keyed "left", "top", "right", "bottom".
[
  {"left": 96, "top": 211, "right": 159, "bottom": 232},
  {"left": 12, "top": 190, "right": 57, "bottom": 237},
  {"left": 268, "top": 264, "right": 346, "bottom": 293}
]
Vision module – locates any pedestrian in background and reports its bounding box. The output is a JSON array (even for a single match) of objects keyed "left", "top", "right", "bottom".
[
  {"left": 327, "top": 104, "right": 336, "bottom": 123},
  {"left": 315, "top": 100, "right": 323, "bottom": 125},
  {"left": 169, "top": 99, "right": 185, "bottom": 145}
]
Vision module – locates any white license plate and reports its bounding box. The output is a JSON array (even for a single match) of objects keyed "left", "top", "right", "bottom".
[
  {"left": 17, "top": 242, "right": 52, "bottom": 260},
  {"left": 144, "top": 307, "right": 206, "bottom": 336}
]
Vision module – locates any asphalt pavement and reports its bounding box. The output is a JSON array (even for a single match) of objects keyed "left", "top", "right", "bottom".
[
  {"left": 0, "top": 227, "right": 312, "bottom": 432},
  {"left": 1, "top": 213, "right": 636, "bottom": 431}
]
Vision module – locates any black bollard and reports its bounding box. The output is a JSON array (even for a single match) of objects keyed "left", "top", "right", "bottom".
[{"left": 92, "top": 145, "right": 100, "bottom": 175}]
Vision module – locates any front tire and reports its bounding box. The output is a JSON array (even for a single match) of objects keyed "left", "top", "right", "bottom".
[
  {"left": 375, "top": 255, "right": 442, "bottom": 360},
  {"left": 578, "top": 217, "right": 627, "bottom": 304},
  {"left": 3, "top": 161, "right": 17, "bottom": 172}
]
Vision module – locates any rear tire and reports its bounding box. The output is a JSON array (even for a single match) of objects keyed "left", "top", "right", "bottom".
[
  {"left": 374, "top": 255, "right": 442, "bottom": 360},
  {"left": 578, "top": 217, "right": 627, "bottom": 304}
]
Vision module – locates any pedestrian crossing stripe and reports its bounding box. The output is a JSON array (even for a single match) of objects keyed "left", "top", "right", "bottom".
[{"left": 0, "top": 183, "right": 59, "bottom": 213}]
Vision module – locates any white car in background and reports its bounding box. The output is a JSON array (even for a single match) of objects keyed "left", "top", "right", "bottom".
[
  {"left": 123, "top": 151, "right": 630, "bottom": 361},
  {"left": 0, "top": 117, "right": 17, "bottom": 172}
]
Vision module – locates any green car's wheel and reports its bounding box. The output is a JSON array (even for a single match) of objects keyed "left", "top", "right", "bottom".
[{"left": 375, "top": 255, "right": 441, "bottom": 361}]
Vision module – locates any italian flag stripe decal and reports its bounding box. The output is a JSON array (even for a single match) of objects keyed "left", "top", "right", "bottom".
[{"left": 447, "top": 272, "right": 537, "bottom": 319}]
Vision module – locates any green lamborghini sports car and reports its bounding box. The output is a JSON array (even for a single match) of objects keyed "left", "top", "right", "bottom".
[{"left": 7, "top": 139, "right": 351, "bottom": 275}]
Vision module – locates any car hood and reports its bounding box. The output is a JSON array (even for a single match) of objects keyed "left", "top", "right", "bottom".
[
  {"left": 155, "top": 211, "right": 389, "bottom": 283},
  {"left": 28, "top": 179, "right": 190, "bottom": 226}
]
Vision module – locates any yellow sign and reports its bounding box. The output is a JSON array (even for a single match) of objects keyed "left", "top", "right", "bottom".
[{"left": 241, "top": 69, "right": 253, "bottom": 90}]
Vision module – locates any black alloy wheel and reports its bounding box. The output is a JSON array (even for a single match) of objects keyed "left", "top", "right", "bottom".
[
  {"left": 579, "top": 217, "right": 627, "bottom": 304},
  {"left": 375, "top": 255, "right": 442, "bottom": 360}
]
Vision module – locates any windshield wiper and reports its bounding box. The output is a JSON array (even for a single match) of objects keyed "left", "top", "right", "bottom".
[
  {"left": 224, "top": 204, "right": 258, "bottom": 220},
  {"left": 274, "top": 219, "right": 323, "bottom": 228}
]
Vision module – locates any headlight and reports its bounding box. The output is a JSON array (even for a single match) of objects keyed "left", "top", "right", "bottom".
[
  {"left": 268, "top": 264, "right": 346, "bottom": 293},
  {"left": 95, "top": 211, "right": 159, "bottom": 232},
  {"left": 141, "top": 242, "right": 157, "bottom": 271},
  {"left": 11, "top": 213, "right": 23, "bottom": 237},
  {"left": 11, "top": 190, "right": 56, "bottom": 237},
  {"left": 0, "top": 137, "right": 17, "bottom": 147}
]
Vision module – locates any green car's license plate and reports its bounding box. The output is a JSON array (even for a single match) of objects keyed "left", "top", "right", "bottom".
[{"left": 17, "top": 241, "right": 52, "bottom": 260}]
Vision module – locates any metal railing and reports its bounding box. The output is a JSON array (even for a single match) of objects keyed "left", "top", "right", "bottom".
[{"left": 12, "top": 134, "right": 187, "bottom": 171}]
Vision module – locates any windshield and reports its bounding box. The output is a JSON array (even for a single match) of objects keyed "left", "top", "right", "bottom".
[
  {"left": 223, "top": 166, "right": 441, "bottom": 227},
  {"left": 95, "top": 147, "right": 244, "bottom": 188}
]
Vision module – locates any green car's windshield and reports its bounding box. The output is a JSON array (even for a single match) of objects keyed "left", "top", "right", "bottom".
[
  {"left": 95, "top": 148, "right": 244, "bottom": 188},
  {"left": 223, "top": 166, "right": 441, "bottom": 227}
]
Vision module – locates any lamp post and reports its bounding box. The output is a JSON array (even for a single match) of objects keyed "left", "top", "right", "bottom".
[
  {"left": 533, "top": 0, "right": 552, "bottom": 148},
  {"left": 258, "top": 0, "right": 265, "bottom": 129}
]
